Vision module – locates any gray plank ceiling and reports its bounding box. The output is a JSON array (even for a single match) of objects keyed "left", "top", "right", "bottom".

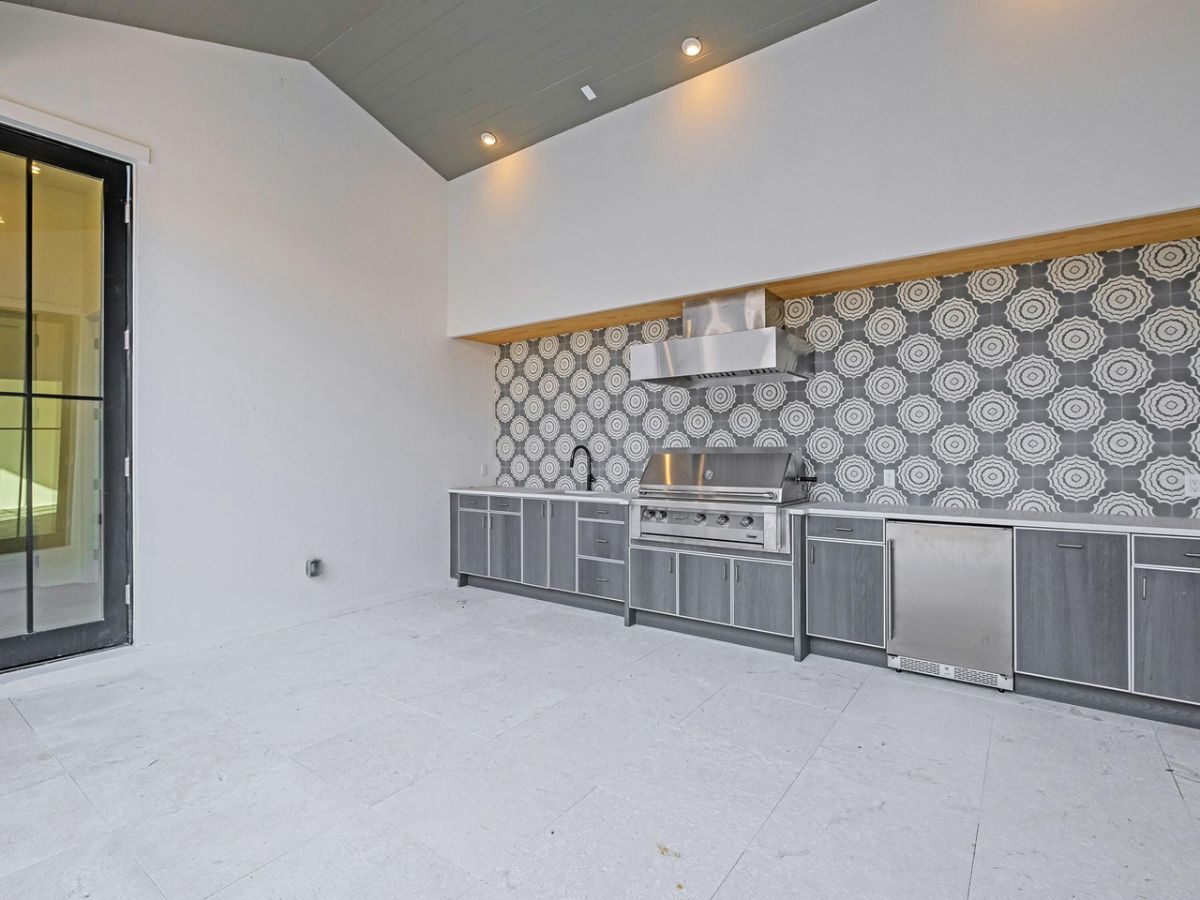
[{"left": 10, "top": 0, "right": 875, "bottom": 178}]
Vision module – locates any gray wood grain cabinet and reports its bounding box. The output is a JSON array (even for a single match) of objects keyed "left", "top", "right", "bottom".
[
  {"left": 488, "top": 512, "right": 522, "bottom": 582},
  {"left": 522, "top": 500, "right": 548, "bottom": 587},
  {"left": 678, "top": 553, "right": 731, "bottom": 624},
  {"left": 458, "top": 509, "right": 488, "bottom": 576},
  {"left": 733, "top": 560, "right": 793, "bottom": 636},
  {"left": 1014, "top": 529, "right": 1128, "bottom": 690},
  {"left": 548, "top": 500, "right": 576, "bottom": 592},
  {"left": 1134, "top": 568, "right": 1200, "bottom": 704},
  {"left": 806, "top": 539, "right": 885, "bottom": 647},
  {"left": 630, "top": 548, "right": 676, "bottom": 614}
]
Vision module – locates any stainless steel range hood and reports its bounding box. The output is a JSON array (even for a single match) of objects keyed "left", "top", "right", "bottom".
[{"left": 629, "top": 288, "right": 812, "bottom": 388}]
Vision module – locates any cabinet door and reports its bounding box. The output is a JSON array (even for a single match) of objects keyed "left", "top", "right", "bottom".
[
  {"left": 1134, "top": 568, "right": 1200, "bottom": 703},
  {"left": 630, "top": 548, "right": 677, "bottom": 614},
  {"left": 522, "top": 500, "right": 548, "bottom": 587},
  {"left": 488, "top": 513, "right": 522, "bottom": 582},
  {"left": 678, "top": 553, "right": 731, "bottom": 624},
  {"left": 806, "top": 540, "right": 884, "bottom": 647},
  {"left": 1015, "top": 530, "right": 1128, "bottom": 689},
  {"left": 548, "top": 500, "right": 576, "bottom": 591},
  {"left": 733, "top": 560, "right": 793, "bottom": 636},
  {"left": 458, "top": 510, "right": 488, "bottom": 576}
]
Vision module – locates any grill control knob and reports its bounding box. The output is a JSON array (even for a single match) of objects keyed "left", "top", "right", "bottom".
[
  {"left": 693, "top": 513, "right": 707, "bottom": 524},
  {"left": 716, "top": 515, "right": 729, "bottom": 526},
  {"left": 642, "top": 508, "right": 654, "bottom": 520},
  {"left": 740, "top": 516, "right": 754, "bottom": 528},
  {"left": 655, "top": 510, "right": 668, "bottom": 521}
]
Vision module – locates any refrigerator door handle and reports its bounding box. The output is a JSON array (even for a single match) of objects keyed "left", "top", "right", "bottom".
[{"left": 886, "top": 538, "right": 895, "bottom": 641}]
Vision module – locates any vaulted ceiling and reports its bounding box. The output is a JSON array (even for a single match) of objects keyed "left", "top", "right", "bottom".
[{"left": 10, "top": 0, "right": 876, "bottom": 178}]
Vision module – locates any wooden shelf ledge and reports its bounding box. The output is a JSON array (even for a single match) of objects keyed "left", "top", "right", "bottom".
[{"left": 456, "top": 206, "right": 1200, "bottom": 345}]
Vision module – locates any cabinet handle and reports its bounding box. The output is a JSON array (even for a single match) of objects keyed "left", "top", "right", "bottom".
[
  {"left": 668, "top": 556, "right": 674, "bottom": 574},
  {"left": 735, "top": 562, "right": 740, "bottom": 583},
  {"left": 1056, "top": 543, "right": 1083, "bottom": 550},
  {"left": 1142, "top": 576, "right": 1147, "bottom": 602},
  {"left": 809, "top": 544, "right": 815, "bottom": 564},
  {"left": 541, "top": 504, "right": 545, "bottom": 518},
  {"left": 596, "top": 538, "right": 609, "bottom": 544},
  {"left": 1186, "top": 552, "right": 1200, "bottom": 559},
  {"left": 723, "top": 563, "right": 729, "bottom": 581},
  {"left": 596, "top": 577, "right": 609, "bottom": 583},
  {"left": 597, "top": 510, "right": 610, "bottom": 516},
  {"left": 834, "top": 527, "right": 853, "bottom": 533}
]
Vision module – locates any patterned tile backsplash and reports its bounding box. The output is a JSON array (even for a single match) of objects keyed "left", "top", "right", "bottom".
[{"left": 493, "top": 239, "right": 1200, "bottom": 518}]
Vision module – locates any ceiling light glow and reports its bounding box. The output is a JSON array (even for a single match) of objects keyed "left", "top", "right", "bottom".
[
  {"left": 681, "top": 37, "right": 702, "bottom": 57},
  {"left": 480, "top": 131, "right": 497, "bottom": 147}
]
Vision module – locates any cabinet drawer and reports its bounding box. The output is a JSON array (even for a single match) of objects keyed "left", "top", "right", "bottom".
[
  {"left": 578, "top": 520, "right": 627, "bottom": 561},
  {"left": 489, "top": 495, "right": 520, "bottom": 512},
  {"left": 458, "top": 494, "right": 488, "bottom": 510},
  {"left": 577, "top": 557, "right": 627, "bottom": 601},
  {"left": 1135, "top": 535, "right": 1200, "bottom": 571},
  {"left": 578, "top": 501, "right": 627, "bottom": 523},
  {"left": 807, "top": 515, "right": 883, "bottom": 542}
]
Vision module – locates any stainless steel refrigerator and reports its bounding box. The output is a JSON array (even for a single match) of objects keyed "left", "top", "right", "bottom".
[{"left": 885, "top": 521, "right": 1014, "bottom": 690}]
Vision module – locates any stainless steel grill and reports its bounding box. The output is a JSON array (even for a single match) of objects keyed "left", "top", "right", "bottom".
[{"left": 631, "top": 448, "right": 813, "bottom": 553}]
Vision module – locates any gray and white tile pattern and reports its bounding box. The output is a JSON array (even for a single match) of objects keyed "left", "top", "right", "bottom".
[{"left": 494, "top": 239, "right": 1200, "bottom": 517}]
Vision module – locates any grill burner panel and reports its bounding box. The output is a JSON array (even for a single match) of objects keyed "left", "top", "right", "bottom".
[{"left": 632, "top": 449, "right": 811, "bottom": 554}]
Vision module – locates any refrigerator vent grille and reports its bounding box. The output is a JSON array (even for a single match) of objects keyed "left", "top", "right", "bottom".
[
  {"left": 952, "top": 666, "right": 1000, "bottom": 688},
  {"left": 897, "top": 657, "right": 941, "bottom": 678},
  {"left": 893, "top": 656, "right": 1002, "bottom": 689}
]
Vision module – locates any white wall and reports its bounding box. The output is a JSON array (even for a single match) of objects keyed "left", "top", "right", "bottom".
[
  {"left": 0, "top": 3, "right": 496, "bottom": 645},
  {"left": 447, "top": 0, "right": 1200, "bottom": 336}
]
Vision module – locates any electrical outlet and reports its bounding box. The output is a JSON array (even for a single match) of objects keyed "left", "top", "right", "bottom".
[
  {"left": 480, "top": 463, "right": 487, "bottom": 477},
  {"left": 1186, "top": 474, "right": 1200, "bottom": 498},
  {"left": 883, "top": 469, "right": 896, "bottom": 488}
]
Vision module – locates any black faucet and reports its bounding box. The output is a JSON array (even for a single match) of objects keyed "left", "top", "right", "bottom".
[{"left": 570, "top": 444, "right": 595, "bottom": 492}]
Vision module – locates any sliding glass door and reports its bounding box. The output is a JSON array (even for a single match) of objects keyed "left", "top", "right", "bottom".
[{"left": 0, "top": 123, "right": 130, "bottom": 670}]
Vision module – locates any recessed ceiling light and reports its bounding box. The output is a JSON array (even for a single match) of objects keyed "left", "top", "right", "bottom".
[
  {"left": 480, "top": 132, "right": 497, "bottom": 147},
  {"left": 580, "top": 84, "right": 597, "bottom": 102},
  {"left": 681, "top": 37, "right": 702, "bottom": 57}
]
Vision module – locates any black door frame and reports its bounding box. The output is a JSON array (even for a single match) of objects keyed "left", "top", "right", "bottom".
[{"left": 0, "top": 122, "right": 131, "bottom": 671}]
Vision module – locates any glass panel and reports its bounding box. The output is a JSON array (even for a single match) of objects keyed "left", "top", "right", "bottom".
[
  {"left": 32, "top": 161, "right": 103, "bottom": 399},
  {"left": 32, "top": 398, "right": 102, "bottom": 632},
  {"left": 0, "top": 396, "right": 28, "bottom": 638},
  {"left": 0, "top": 150, "right": 27, "bottom": 396}
]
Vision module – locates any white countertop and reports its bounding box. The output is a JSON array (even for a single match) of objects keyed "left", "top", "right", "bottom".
[
  {"left": 791, "top": 502, "right": 1200, "bottom": 537},
  {"left": 449, "top": 487, "right": 1200, "bottom": 535},
  {"left": 450, "top": 486, "right": 632, "bottom": 504}
]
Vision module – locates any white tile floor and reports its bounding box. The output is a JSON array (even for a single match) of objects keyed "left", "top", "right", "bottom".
[{"left": 2, "top": 584, "right": 1199, "bottom": 899}]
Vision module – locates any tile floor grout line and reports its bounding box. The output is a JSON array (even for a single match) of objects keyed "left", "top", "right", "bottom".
[
  {"left": 196, "top": 803, "right": 365, "bottom": 900},
  {"left": 1153, "top": 729, "right": 1200, "bottom": 844},
  {"left": 707, "top": 701, "right": 844, "bottom": 898},
  {"left": 965, "top": 710, "right": 998, "bottom": 899},
  {"left": 60, "top": 746, "right": 173, "bottom": 900}
]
